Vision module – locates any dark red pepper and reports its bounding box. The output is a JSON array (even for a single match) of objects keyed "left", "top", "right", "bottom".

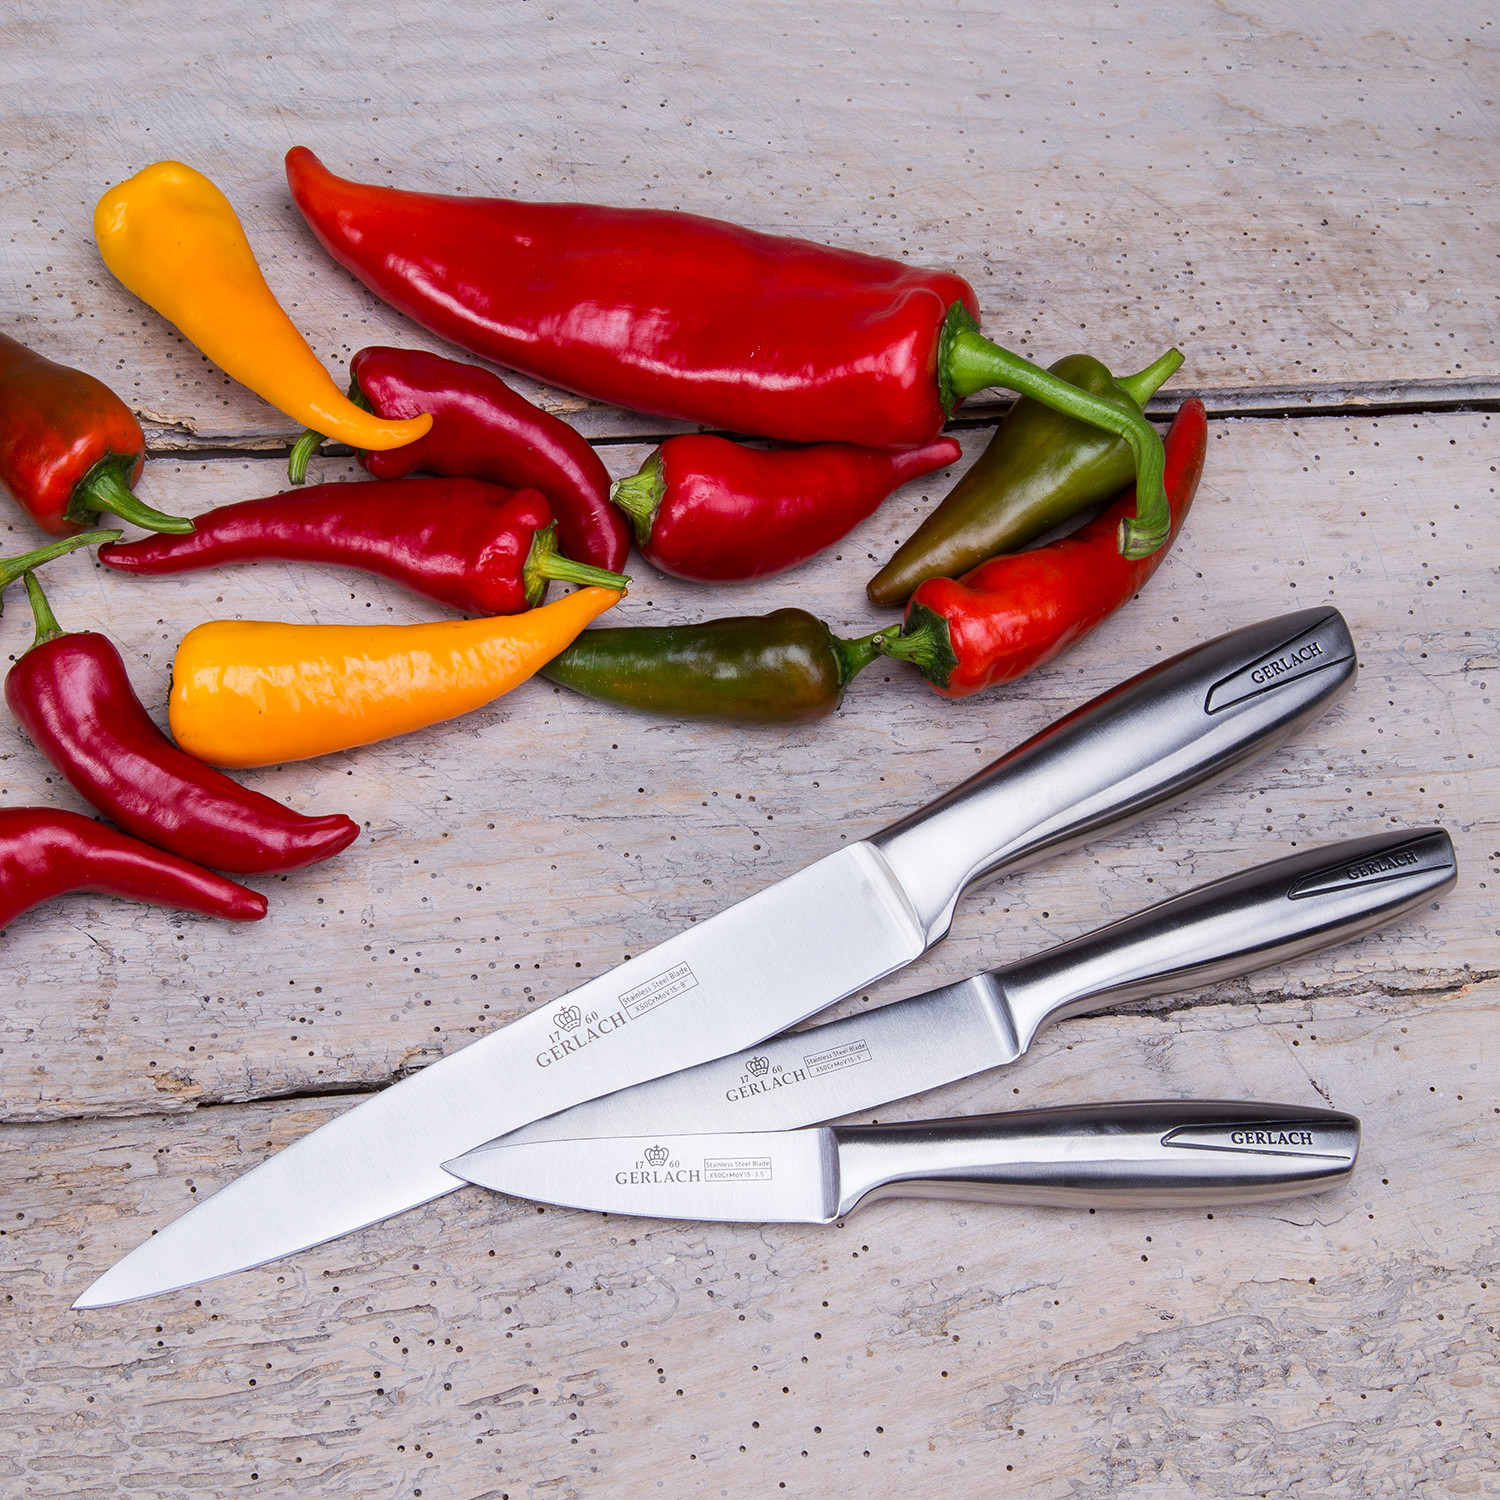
[
  {"left": 0, "top": 807, "right": 266, "bottom": 929},
  {"left": 878, "top": 400, "right": 1207, "bottom": 698},
  {"left": 609, "top": 434, "right": 961, "bottom": 583},
  {"left": 284, "top": 148, "right": 1171, "bottom": 555},
  {"left": 0, "top": 331, "right": 193, "bottom": 536},
  {"left": 5, "top": 572, "right": 360, "bottom": 875},
  {"left": 289, "top": 346, "right": 629, "bottom": 574},
  {"left": 97, "top": 477, "right": 629, "bottom": 615}
]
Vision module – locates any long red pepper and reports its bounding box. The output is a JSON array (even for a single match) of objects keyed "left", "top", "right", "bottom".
[
  {"left": 97, "top": 478, "right": 629, "bottom": 615},
  {"left": 285, "top": 148, "right": 1172, "bottom": 557},
  {"left": 877, "top": 400, "right": 1207, "bottom": 698},
  {"left": 610, "top": 434, "right": 961, "bottom": 583},
  {"left": 6, "top": 572, "right": 360, "bottom": 875},
  {"left": 0, "top": 331, "right": 193, "bottom": 536},
  {"left": 0, "top": 807, "right": 266, "bottom": 928},
  {"left": 289, "top": 346, "right": 629, "bottom": 574}
]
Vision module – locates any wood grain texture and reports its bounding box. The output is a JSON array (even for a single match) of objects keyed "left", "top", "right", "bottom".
[
  {"left": 3, "top": 979, "right": 1495, "bottom": 1498},
  {"left": 0, "top": 1, "right": 1496, "bottom": 449}
]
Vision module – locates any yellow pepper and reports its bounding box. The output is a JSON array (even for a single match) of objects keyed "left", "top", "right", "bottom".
[
  {"left": 94, "top": 161, "right": 432, "bottom": 452},
  {"left": 170, "top": 585, "right": 622, "bottom": 767}
]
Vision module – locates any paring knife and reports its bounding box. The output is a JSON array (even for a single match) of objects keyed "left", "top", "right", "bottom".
[
  {"left": 444, "top": 1102, "right": 1362, "bottom": 1223},
  {"left": 498, "top": 827, "right": 1456, "bottom": 1145},
  {"left": 76, "top": 607, "right": 1355, "bottom": 1308}
]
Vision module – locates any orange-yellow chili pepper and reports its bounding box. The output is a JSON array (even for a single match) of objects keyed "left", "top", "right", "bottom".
[
  {"left": 169, "top": 585, "right": 622, "bottom": 767},
  {"left": 93, "top": 161, "right": 432, "bottom": 452}
]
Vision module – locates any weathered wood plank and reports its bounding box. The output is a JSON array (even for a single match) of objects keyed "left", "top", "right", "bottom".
[
  {"left": 3, "top": 979, "right": 1494, "bottom": 1499},
  {"left": 1, "top": 2, "right": 1495, "bottom": 445},
  {"left": 0, "top": 410, "right": 1493, "bottom": 1123}
]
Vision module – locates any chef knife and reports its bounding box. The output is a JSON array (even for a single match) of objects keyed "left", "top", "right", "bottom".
[
  {"left": 497, "top": 827, "right": 1455, "bottom": 1144},
  {"left": 444, "top": 1101, "right": 1361, "bottom": 1222},
  {"left": 75, "top": 607, "right": 1355, "bottom": 1308}
]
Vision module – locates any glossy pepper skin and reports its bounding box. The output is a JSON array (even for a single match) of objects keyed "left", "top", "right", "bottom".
[
  {"left": 540, "top": 608, "right": 889, "bottom": 725},
  {"left": 611, "top": 434, "right": 961, "bottom": 583},
  {"left": 0, "top": 332, "right": 192, "bottom": 536},
  {"left": 171, "top": 585, "right": 624, "bottom": 767},
  {"left": 286, "top": 147, "right": 972, "bottom": 451},
  {"left": 868, "top": 348, "right": 1183, "bottom": 606},
  {"left": 5, "top": 573, "right": 360, "bottom": 875},
  {"left": 93, "top": 162, "right": 432, "bottom": 453},
  {"left": 0, "top": 807, "right": 267, "bottom": 929},
  {"left": 98, "top": 478, "right": 629, "bottom": 616},
  {"left": 286, "top": 148, "right": 1174, "bottom": 557},
  {"left": 290, "top": 347, "right": 629, "bottom": 575},
  {"left": 879, "top": 400, "right": 1207, "bottom": 699}
]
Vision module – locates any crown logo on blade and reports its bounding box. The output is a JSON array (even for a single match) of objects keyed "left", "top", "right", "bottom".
[
  {"left": 554, "top": 1004, "right": 582, "bottom": 1032},
  {"left": 746, "top": 1055, "right": 770, "bottom": 1077},
  {"left": 644, "top": 1145, "right": 669, "bottom": 1167}
]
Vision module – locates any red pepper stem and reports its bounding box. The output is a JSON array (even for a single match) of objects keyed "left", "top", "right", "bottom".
[
  {"left": 21, "top": 570, "right": 64, "bottom": 649},
  {"left": 830, "top": 627, "right": 895, "bottom": 691},
  {"left": 288, "top": 379, "right": 374, "bottom": 483},
  {"left": 521, "top": 523, "right": 631, "bottom": 606},
  {"left": 872, "top": 603, "right": 959, "bottom": 690},
  {"left": 0, "top": 530, "right": 122, "bottom": 614},
  {"left": 71, "top": 457, "right": 194, "bottom": 534},
  {"left": 1116, "top": 347, "right": 1185, "bottom": 407},
  {"left": 939, "top": 303, "right": 1170, "bottom": 561},
  {"left": 608, "top": 449, "right": 664, "bottom": 548},
  {"left": 287, "top": 426, "right": 325, "bottom": 485}
]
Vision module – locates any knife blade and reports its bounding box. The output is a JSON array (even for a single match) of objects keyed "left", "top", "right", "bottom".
[
  {"left": 498, "top": 827, "right": 1456, "bottom": 1144},
  {"left": 444, "top": 1102, "right": 1362, "bottom": 1223},
  {"left": 75, "top": 607, "right": 1356, "bottom": 1308}
]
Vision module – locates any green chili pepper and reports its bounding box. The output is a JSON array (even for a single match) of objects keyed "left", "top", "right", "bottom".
[
  {"left": 866, "top": 346, "right": 1184, "bottom": 607},
  {"left": 539, "top": 608, "right": 892, "bottom": 725}
]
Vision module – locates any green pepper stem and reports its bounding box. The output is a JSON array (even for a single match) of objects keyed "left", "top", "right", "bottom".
[
  {"left": 71, "top": 457, "right": 194, "bottom": 534},
  {"left": 828, "top": 627, "right": 893, "bottom": 691},
  {"left": 1116, "top": 347, "right": 1184, "bottom": 407},
  {"left": 608, "top": 449, "right": 665, "bottom": 548},
  {"left": 289, "top": 380, "right": 373, "bottom": 484},
  {"left": 287, "top": 427, "right": 325, "bottom": 485},
  {"left": 22, "top": 570, "right": 64, "bottom": 648},
  {"left": 0, "top": 530, "right": 122, "bottom": 616},
  {"left": 871, "top": 603, "right": 959, "bottom": 690},
  {"left": 521, "top": 523, "right": 631, "bottom": 606},
  {"left": 939, "top": 303, "right": 1170, "bottom": 560}
]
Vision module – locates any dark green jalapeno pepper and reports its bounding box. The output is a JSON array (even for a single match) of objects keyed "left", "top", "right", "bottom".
[
  {"left": 539, "top": 608, "right": 891, "bottom": 724},
  {"left": 866, "top": 346, "right": 1184, "bottom": 607}
]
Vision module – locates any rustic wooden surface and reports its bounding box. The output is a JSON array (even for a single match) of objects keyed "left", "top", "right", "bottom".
[{"left": 1, "top": 4, "right": 1497, "bottom": 1498}]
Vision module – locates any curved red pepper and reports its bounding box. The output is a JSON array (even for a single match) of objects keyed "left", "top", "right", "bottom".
[
  {"left": 338, "top": 346, "right": 629, "bottom": 574},
  {"left": 286, "top": 147, "right": 977, "bottom": 450},
  {"left": 5, "top": 574, "right": 360, "bottom": 875},
  {"left": 97, "top": 477, "right": 629, "bottom": 615},
  {"left": 0, "top": 807, "right": 266, "bottom": 928},
  {"left": 880, "top": 400, "right": 1207, "bottom": 698},
  {"left": 612, "top": 434, "right": 962, "bottom": 582},
  {"left": 0, "top": 331, "right": 193, "bottom": 536}
]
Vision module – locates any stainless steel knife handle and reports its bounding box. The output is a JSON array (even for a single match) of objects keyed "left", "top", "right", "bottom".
[
  {"left": 870, "top": 608, "right": 1357, "bottom": 945},
  {"left": 994, "top": 826, "right": 1457, "bottom": 1053},
  {"left": 832, "top": 1100, "right": 1359, "bottom": 1216}
]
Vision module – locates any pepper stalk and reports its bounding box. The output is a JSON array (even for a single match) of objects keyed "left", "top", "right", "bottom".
[
  {"left": 0, "top": 531, "right": 122, "bottom": 615},
  {"left": 937, "top": 304, "right": 1173, "bottom": 560}
]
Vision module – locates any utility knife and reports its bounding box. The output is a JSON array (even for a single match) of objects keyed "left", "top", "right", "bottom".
[{"left": 446, "top": 1102, "right": 1362, "bottom": 1223}]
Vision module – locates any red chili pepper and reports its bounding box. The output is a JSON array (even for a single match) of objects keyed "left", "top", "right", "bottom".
[
  {"left": 0, "top": 807, "right": 266, "bottom": 929},
  {"left": 289, "top": 346, "right": 629, "bottom": 574},
  {"left": 0, "top": 331, "right": 193, "bottom": 536},
  {"left": 878, "top": 400, "right": 1207, "bottom": 698},
  {"left": 97, "top": 477, "right": 629, "bottom": 615},
  {"left": 609, "top": 434, "right": 962, "bottom": 583},
  {"left": 5, "top": 573, "right": 360, "bottom": 875},
  {"left": 285, "top": 148, "right": 1172, "bottom": 556}
]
